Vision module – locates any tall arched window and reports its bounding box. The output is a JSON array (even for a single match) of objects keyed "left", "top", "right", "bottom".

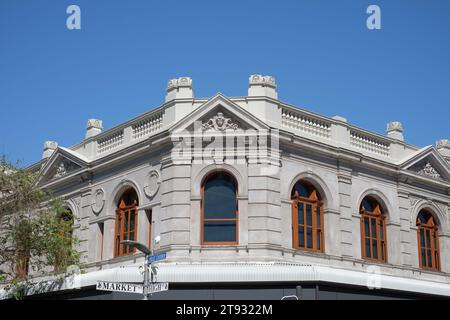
[
  {"left": 360, "top": 196, "right": 387, "bottom": 262},
  {"left": 114, "top": 188, "right": 139, "bottom": 257},
  {"left": 201, "top": 172, "right": 238, "bottom": 245},
  {"left": 417, "top": 210, "right": 440, "bottom": 271},
  {"left": 291, "top": 180, "right": 324, "bottom": 252}
]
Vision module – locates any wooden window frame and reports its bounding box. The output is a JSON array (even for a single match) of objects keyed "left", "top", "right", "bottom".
[
  {"left": 417, "top": 212, "right": 440, "bottom": 272},
  {"left": 291, "top": 188, "right": 324, "bottom": 253},
  {"left": 114, "top": 193, "right": 139, "bottom": 258},
  {"left": 360, "top": 200, "right": 388, "bottom": 263},
  {"left": 200, "top": 172, "right": 239, "bottom": 245}
]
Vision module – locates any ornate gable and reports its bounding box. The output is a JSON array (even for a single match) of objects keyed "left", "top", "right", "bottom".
[
  {"left": 400, "top": 146, "right": 450, "bottom": 183},
  {"left": 37, "top": 148, "right": 89, "bottom": 186},
  {"left": 170, "top": 93, "right": 270, "bottom": 134},
  {"left": 409, "top": 161, "right": 443, "bottom": 181}
]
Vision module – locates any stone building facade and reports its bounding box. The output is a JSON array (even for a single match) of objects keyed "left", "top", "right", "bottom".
[{"left": 11, "top": 75, "right": 450, "bottom": 299}]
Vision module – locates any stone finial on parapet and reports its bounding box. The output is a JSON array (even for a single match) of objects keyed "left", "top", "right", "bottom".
[
  {"left": 42, "top": 141, "right": 58, "bottom": 159},
  {"left": 436, "top": 139, "right": 450, "bottom": 158},
  {"left": 386, "top": 121, "right": 404, "bottom": 141},
  {"left": 165, "top": 77, "right": 194, "bottom": 102},
  {"left": 248, "top": 75, "right": 277, "bottom": 99},
  {"left": 85, "top": 119, "right": 103, "bottom": 139}
]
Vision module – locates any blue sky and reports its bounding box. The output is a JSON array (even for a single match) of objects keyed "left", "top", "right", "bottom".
[{"left": 0, "top": 0, "right": 449, "bottom": 167}]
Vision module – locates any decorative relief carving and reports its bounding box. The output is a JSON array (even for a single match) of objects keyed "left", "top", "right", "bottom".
[
  {"left": 91, "top": 189, "right": 105, "bottom": 214},
  {"left": 202, "top": 112, "right": 239, "bottom": 131},
  {"left": 53, "top": 159, "right": 80, "bottom": 179},
  {"left": 144, "top": 170, "right": 161, "bottom": 198},
  {"left": 417, "top": 162, "right": 442, "bottom": 180}
]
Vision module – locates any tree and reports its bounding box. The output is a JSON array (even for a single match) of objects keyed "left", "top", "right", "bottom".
[{"left": 0, "top": 157, "right": 80, "bottom": 299}]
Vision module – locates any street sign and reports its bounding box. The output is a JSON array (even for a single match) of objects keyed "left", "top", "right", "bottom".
[
  {"left": 147, "top": 252, "right": 167, "bottom": 264},
  {"left": 149, "top": 282, "right": 169, "bottom": 293},
  {"left": 96, "top": 281, "right": 143, "bottom": 294}
]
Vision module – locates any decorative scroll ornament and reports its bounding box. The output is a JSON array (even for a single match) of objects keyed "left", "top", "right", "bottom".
[
  {"left": 202, "top": 112, "right": 238, "bottom": 131},
  {"left": 417, "top": 162, "right": 442, "bottom": 180},
  {"left": 53, "top": 160, "right": 80, "bottom": 179},
  {"left": 91, "top": 189, "right": 105, "bottom": 214}
]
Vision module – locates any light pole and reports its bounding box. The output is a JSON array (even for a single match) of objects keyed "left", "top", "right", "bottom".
[{"left": 120, "top": 240, "right": 151, "bottom": 300}]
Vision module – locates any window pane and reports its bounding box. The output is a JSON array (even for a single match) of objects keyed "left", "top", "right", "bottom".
[
  {"left": 306, "top": 205, "right": 312, "bottom": 226},
  {"left": 427, "top": 249, "right": 432, "bottom": 267},
  {"left": 380, "top": 220, "right": 384, "bottom": 240},
  {"left": 307, "top": 228, "right": 312, "bottom": 248},
  {"left": 421, "top": 249, "right": 426, "bottom": 267},
  {"left": 299, "top": 228, "right": 305, "bottom": 247},
  {"left": 204, "top": 175, "right": 236, "bottom": 219},
  {"left": 294, "top": 182, "right": 310, "bottom": 198},
  {"left": 364, "top": 217, "right": 370, "bottom": 237},
  {"left": 298, "top": 203, "right": 304, "bottom": 225},
  {"left": 426, "top": 230, "right": 431, "bottom": 248},
  {"left": 372, "top": 239, "right": 378, "bottom": 259},
  {"left": 124, "top": 211, "right": 129, "bottom": 233},
  {"left": 317, "top": 231, "right": 321, "bottom": 250},
  {"left": 361, "top": 198, "right": 374, "bottom": 212},
  {"left": 204, "top": 220, "right": 236, "bottom": 242},
  {"left": 371, "top": 218, "right": 377, "bottom": 239},
  {"left": 420, "top": 229, "right": 425, "bottom": 247},
  {"left": 365, "top": 239, "right": 371, "bottom": 258},
  {"left": 130, "top": 210, "right": 135, "bottom": 233},
  {"left": 316, "top": 205, "right": 321, "bottom": 228}
]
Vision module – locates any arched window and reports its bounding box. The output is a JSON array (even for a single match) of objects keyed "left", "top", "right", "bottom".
[
  {"left": 59, "top": 208, "right": 74, "bottom": 238},
  {"left": 416, "top": 210, "right": 440, "bottom": 271},
  {"left": 201, "top": 172, "right": 238, "bottom": 245},
  {"left": 360, "top": 196, "right": 387, "bottom": 262},
  {"left": 291, "top": 180, "right": 324, "bottom": 252},
  {"left": 114, "top": 188, "right": 139, "bottom": 257}
]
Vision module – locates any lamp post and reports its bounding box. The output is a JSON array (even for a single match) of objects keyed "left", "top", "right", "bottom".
[{"left": 120, "top": 240, "right": 151, "bottom": 300}]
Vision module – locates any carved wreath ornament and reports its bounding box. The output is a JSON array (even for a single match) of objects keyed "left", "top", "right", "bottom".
[{"left": 202, "top": 112, "right": 238, "bottom": 131}]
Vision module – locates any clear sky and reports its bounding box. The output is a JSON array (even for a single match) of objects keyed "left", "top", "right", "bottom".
[{"left": 0, "top": 0, "right": 449, "bottom": 167}]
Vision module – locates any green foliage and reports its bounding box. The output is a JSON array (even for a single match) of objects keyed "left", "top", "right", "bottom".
[{"left": 0, "top": 157, "right": 80, "bottom": 298}]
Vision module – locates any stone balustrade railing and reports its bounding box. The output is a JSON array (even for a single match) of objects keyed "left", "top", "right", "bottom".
[
  {"left": 132, "top": 111, "right": 164, "bottom": 140},
  {"left": 281, "top": 106, "right": 393, "bottom": 158},
  {"left": 97, "top": 130, "right": 124, "bottom": 154},
  {"left": 350, "top": 129, "right": 391, "bottom": 157},
  {"left": 94, "top": 109, "right": 165, "bottom": 156},
  {"left": 281, "top": 107, "right": 332, "bottom": 139}
]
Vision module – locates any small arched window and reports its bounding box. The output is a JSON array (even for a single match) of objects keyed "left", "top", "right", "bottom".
[
  {"left": 114, "top": 188, "right": 139, "bottom": 257},
  {"left": 59, "top": 208, "right": 74, "bottom": 238},
  {"left": 291, "top": 180, "right": 324, "bottom": 252},
  {"left": 201, "top": 172, "right": 238, "bottom": 245},
  {"left": 360, "top": 196, "right": 387, "bottom": 262},
  {"left": 416, "top": 210, "right": 440, "bottom": 271}
]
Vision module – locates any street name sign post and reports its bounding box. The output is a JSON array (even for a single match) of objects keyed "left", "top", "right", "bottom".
[{"left": 96, "top": 281, "right": 143, "bottom": 294}]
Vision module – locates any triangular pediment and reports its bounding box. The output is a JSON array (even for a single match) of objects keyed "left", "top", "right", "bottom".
[
  {"left": 170, "top": 93, "right": 270, "bottom": 134},
  {"left": 400, "top": 146, "right": 450, "bottom": 182},
  {"left": 37, "top": 147, "right": 89, "bottom": 185}
]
